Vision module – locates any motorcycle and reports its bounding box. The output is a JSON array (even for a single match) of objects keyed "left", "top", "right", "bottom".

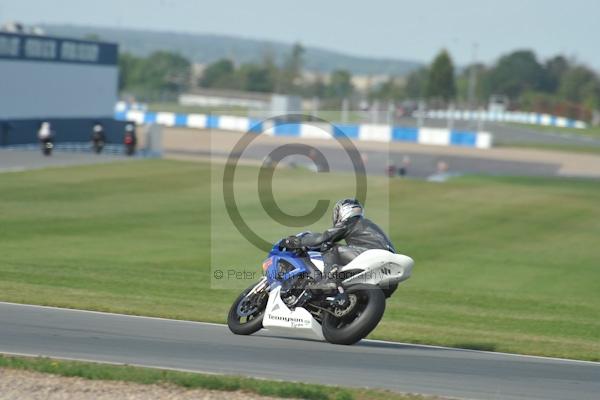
[
  {"left": 92, "top": 135, "right": 105, "bottom": 154},
  {"left": 91, "top": 124, "right": 106, "bottom": 154},
  {"left": 92, "top": 139, "right": 105, "bottom": 154},
  {"left": 41, "top": 139, "right": 54, "bottom": 156},
  {"left": 124, "top": 134, "right": 135, "bottom": 156},
  {"left": 227, "top": 233, "right": 414, "bottom": 345}
]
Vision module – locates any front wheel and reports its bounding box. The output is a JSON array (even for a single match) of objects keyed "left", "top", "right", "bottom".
[
  {"left": 322, "top": 284, "right": 386, "bottom": 345},
  {"left": 227, "top": 280, "right": 268, "bottom": 335}
]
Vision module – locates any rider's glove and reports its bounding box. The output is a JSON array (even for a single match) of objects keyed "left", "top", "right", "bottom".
[
  {"left": 320, "top": 242, "right": 332, "bottom": 252},
  {"left": 283, "top": 236, "right": 302, "bottom": 249}
]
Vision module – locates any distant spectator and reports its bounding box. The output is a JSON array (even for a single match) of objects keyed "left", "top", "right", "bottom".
[
  {"left": 386, "top": 163, "right": 397, "bottom": 177},
  {"left": 436, "top": 160, "right": 449, "bottom": 174},
  {"left": 399, "top": 156, "right": 411, "bottom": 177},
  {"left": 427, "top": 159, "right": 451, "bottom": 182}
]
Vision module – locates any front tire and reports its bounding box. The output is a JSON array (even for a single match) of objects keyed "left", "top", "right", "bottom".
[
  {"left": 322, "top": 284, "right": 386, "bottom": 345},
  {"left": 227, "top": 282, "right": 267, "bottom": 335}
]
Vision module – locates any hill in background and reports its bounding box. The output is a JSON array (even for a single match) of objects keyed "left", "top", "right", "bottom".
[{"left": 42, "top": 24, "right": 422, "bottom": 76}]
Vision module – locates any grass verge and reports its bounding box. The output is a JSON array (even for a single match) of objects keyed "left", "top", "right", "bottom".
[
  {"left": 0, "top": 354, "right": 432, "bottom": 400},
  {"left": 147, "top": 102, "right": 251, "bottom": 116},
  {"left": 496, "top": 141, "right": 600, "bottom": 155},
  {"left": 506, "top": 122, "right": 600, "bottom": 138},
  {"left": 146, "top": 102, "right": 367, "bottom": 123}
]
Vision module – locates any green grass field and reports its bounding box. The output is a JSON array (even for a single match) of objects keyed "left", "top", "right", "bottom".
[
  {"left": 148, "top": 102, "right": 252, "bottom": 116},
  {"left": 496, "top": 142, "right": 600, "bottom": 155},
  {"left": 147, "top": 102, "right": 367, "bottom": 123},
  {"left": 508, "top": 122, "right": 600, "bottom": 138},
  {"left": 0, "top": 160, "right": 599, "bottom": 361}
]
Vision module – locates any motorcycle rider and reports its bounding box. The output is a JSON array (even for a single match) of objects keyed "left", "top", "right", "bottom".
[
  {"left": 282, "top": 198, "right": 396, "bottom": 292},
  {"left": 38, "top": 121, "right": 54, "bottom": 155}
]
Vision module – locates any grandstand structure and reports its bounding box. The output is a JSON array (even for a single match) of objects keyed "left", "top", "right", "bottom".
[{"left": 0, "top": 30, "right": 126, "bottom": 145}]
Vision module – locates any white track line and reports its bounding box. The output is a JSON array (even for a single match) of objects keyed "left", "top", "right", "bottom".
[
  {"left": 1, "top": 301, "right": 598, "bottom": 366},
  {"left": 0, "top": 301, "right": 225, "bottom": 327},
  {"left": 362, "top": 339, "right": 600, "bottom": 366}
]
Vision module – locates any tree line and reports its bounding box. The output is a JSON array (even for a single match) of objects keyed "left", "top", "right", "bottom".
[
  {"left": 118, "top": 44, "right": 600, "bottom": 121},
  {"left": 375, "top": 50, "right": 600, "bottom": 120},
  {"left": 118, "top": 43, "right": 352, "bottom": 107},
  {"left": 119, "top": 51, "right": 192, "bottom": 101}
]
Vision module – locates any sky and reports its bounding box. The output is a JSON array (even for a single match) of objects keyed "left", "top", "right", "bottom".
[{"left": 1, "top": 0, "right": 598, "bottom": 68}]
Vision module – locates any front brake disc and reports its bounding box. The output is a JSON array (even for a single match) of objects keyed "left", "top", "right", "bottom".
[{"left": 333, "top": 294, "right": 358, "bottom": 317}]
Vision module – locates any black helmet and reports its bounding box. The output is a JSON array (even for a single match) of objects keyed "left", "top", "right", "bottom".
[{"left": 332, "top": 198, "right": 364, "bottom": 226}]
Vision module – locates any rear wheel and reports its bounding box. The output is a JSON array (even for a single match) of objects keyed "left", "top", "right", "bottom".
[
  {"left": 227, "top": 281, "right": 267, "bottom": 335},
  {"left": 322, "top": 284, "right": 385, "bottom": 345}
]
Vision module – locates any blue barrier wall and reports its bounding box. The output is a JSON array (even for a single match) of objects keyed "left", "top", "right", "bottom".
[
  {"left": 118, "top": 110, "right": 493, "bottom": 149},
  {"left": 0, "top": 118, "right": 129, "bottom": 146}
]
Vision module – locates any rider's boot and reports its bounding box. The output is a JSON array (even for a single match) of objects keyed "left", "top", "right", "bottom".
[
  {"left": 327, "top": 286, "right": 349, "bottom": 307},
  {"left": 308, "top": 265, "right": 341, "bottom": 293}
]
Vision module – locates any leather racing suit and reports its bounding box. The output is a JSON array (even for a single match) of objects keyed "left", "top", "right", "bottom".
[{"left": 294, "top": 216, "right": 396, "bottom": 276}]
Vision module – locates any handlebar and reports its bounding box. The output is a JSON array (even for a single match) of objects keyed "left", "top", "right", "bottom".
[{"left": 277, "top": 238, "right": 333, "bottom": 254}]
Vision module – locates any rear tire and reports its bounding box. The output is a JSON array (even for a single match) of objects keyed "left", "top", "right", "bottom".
[
  {"left": 227, "top": 283, "right": 267, "bottom": 335},
  {"left": 322, "top": 284, "right": 385, "bottom": 345}
]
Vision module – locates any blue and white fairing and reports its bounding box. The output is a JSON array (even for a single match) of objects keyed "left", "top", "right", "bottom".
[
  {"left": 262, "top": 233, "right": 325, "bottom": 286},
  {"left": 262, "top": 241, "right": 313, "bottom": 286},
  {"left": 261, "top": 240, "right": 325, "bottom": 340}
]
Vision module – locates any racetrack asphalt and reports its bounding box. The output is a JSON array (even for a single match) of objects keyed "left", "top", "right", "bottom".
[
  {"left": 161, "top": 127, "right": 600, "bottom": 179},
  {"left": 1, "top": 302, "right": 598, "bottom": 400}
]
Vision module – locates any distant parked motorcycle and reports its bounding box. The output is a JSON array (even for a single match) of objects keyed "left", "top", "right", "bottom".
[
  {"left": 124, "top": 123, "right": 137, "bottom": 156},
  {"left": 227, "top": 233, "right": 414, "bottom": 345},
  {"left": 91, "top": 123, "right": 106, "bottom": 154},
  {"left": 41, "top": 139, "right": 54, "bottom": 156},
  {"left": 38, "top": 122, "right": 54, "bottom": 156}
]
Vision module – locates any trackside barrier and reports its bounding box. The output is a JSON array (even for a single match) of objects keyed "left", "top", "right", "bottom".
[
  {"left": 115, "top": 110, "right": 494, "bottom": 149},
  {"left": 418, "top": 109, "right": 587, "bottom": 129}
]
